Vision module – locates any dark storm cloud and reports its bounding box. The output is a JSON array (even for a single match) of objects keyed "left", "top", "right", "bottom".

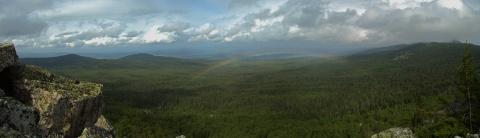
[
  {"left": 0, "top": 0, "right": 53, "bottom": 37},
  {"left": 0, "top": 14, "right": 48, "bottom": 37}
]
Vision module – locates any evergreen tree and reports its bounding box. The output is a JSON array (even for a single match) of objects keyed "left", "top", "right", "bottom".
[{"left": 457, "top": 42, "right": 479, "bottom": 132}]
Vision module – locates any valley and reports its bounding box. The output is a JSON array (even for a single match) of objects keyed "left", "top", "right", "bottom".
[{"left": 21, "top": 42, "right": 478, "bottom": 137}]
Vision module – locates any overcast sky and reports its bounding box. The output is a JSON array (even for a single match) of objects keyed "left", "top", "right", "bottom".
[{"left": 1, "top": 0, "right": 480, "bottom": 53}]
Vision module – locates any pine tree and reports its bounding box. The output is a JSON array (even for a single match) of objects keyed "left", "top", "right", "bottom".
[{"left": 457, "top": 42, "right": 478, "bottom": 132}]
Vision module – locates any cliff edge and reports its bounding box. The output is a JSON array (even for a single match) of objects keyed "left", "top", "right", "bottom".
[{"left": 0, "top": 43, "right": 115, "bottom": 137}]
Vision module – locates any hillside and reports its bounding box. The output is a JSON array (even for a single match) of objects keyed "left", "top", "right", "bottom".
[{"left": 19, "top": 42, "right": 480, "bottom": 137}]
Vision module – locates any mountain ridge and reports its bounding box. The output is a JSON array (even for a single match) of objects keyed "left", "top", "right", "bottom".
[{"left": 119, "top": 53, "right": 155, "bottom": 60}]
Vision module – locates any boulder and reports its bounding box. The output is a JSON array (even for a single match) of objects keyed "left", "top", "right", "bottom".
[
  {"left": 371, "top": 127, "right": 416, "bottom": 138},
  {"left": 0, "top": 43, "right": 18, "bottom": 72},
  {"left": 79, "top": 115, "right": 115, "bottom": 138},
  {"left": 176, "top": 135, "right": 187, "bottom": 138}
]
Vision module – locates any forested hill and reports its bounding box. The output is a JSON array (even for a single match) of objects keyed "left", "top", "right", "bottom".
[
  {"left": 350, "top": 42, "right": 479, "bottom": 60},
  {"left": 20, "top": 54, "right": 96, "bottom": 68},
  {"left": 20, "top": 53, "right": 209, "bottom": 69},
  {"left": 346, "top": 42, "right": 480, "bottom": 70}
]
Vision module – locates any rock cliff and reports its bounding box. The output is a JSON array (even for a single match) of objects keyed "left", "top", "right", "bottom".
[{"left": 0, "top": 43, "right": 115, "bottom": 137}]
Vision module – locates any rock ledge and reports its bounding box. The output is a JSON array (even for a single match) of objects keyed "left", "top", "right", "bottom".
[{"left": 0, "top": 43, "right": 115, "bottom": 137}]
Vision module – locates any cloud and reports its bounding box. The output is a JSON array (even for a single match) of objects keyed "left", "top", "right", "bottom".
[
  {"left": 228, "top": 0, "right": 262, "bottom": 10},
  {"left": 158, "top": 21, "right": 191, "bottom": 33},
  {"left": 37, "top": 0, "right": 167, "bottom": 21},
  {"left": 0, "top": 0, "right": 53, "bottom": 13},
  {"left": 45, "top": 22, "right": 131, "bottom": 47},
  {"left": 122, "top": 31, "right": 143, "bottom": 37},
  {"left": 355, "top": 0, "right": 480, "bottom": 43},
  {"left": 0, "top": 14, "right": 48, "bottom": 37},
  {"left": 199, "top": 0, "right": 480, "bottom": 44},
  {"left": 464, "top": 0, "right": 480, "bottom": 11},
  {"left": 0, "top": 0, "right": 52, "bottom": 37},
  {"left": 2, "top": 0, "right": 480, "bottom": 49},
  {"left": 143, "top": 25, "right": 176, "bottom": 43}
]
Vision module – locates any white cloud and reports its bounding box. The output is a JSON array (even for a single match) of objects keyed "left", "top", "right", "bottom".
[
  {"left": 382, "top": 0, "right": 434, "bottom": 9},
  {"left": 251, "top": 16, "right": 283, "bottom": 33},
  {"left": 437, "top": 0, "right": 463, "bottom": 9},
  {"left": 143, "top": 25, "right": 176, "bottom": 43},
  {"left": 288, "top": 25, "right": 300, "bottom": 34}
]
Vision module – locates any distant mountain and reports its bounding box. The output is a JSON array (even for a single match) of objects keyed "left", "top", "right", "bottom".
[
  {"left": 58, "top": 54, "right": 96, "bottom": 61},
  {"left": 20, "top": 53, "right": 208, "bottom": 69},
  {"left": 119, "top": 53, "right": 155, "bottom": 60},
  {"left": 20, "top": 54, "right": 96, "bottom": 68},
  {"left": 352, "top": 44, "right": 410, "bottom": 55},
  {"left": 20, "top": 42, "right": 479, "bottom": 71}
]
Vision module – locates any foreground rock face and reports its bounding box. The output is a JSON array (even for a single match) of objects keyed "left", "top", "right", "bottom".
[
  {"left": 0, "top": 43, "right": 115, "bottom": 137},
  {"left": 371, "top": 127, "right": 416, "bottom": 138}
]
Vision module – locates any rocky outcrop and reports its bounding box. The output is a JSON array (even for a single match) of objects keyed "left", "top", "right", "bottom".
[
  {"left": 371, "top": 127, "right": 416, "bottom": 138},
  {"left": 0, "top": 43, "right": 17, "bottom": 71},
  {"left": 0, "top": 43, "right": 115, "bottom": 137},
  {"left": 80, "top": 115, "right": 115, "bottom": 138}
]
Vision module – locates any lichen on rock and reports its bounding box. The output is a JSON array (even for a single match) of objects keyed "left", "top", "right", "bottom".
[{"left": 0, "top": 43, "right": 115, "bottom": 137}]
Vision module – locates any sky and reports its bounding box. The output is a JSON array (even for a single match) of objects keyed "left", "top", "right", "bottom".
[{"left": 1, "top": 0, "right": 480, "bottom": 55}]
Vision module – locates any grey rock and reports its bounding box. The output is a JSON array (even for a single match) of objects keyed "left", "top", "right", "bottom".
[
  {"left": 5, "top": 64, "right": 104, "bottom": 137},
  {"left": 176, "top": 135, "right": 186, "bottom": 138},
  {"left": 0, "top": 43, "right": 114, "bottom": 137},
  {"left": 0, "top": 43, "right": 18, "bottom": 72},
  {"left": 467, "top": 133, "right": 480, "bottom": 138},
  {"left": 79, "top": 115, "right": 116, "bottom": 138},
  {"left": 371, "top": 127, "right": 416, "bottom": 138},
  {"left": 0, "top": 97, "right": 43, "bottom": 137}
]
